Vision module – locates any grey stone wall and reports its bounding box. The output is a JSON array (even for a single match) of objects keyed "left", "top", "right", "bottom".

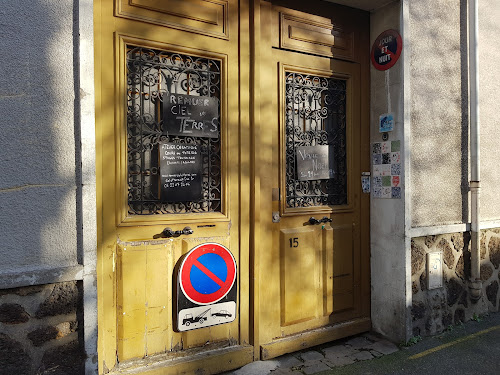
[
  {"left": 411, "top": 230, "right": 500, "bottom": 336},
  {"left": 0, "top": 282, "right": 84, "bottom": 374}
]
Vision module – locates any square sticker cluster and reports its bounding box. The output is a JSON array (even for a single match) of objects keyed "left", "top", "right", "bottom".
[{"left": 372, "top": 140, "right": 401, "bottom": 199}]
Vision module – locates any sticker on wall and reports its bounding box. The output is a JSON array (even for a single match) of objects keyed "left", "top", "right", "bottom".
[
  {"left": 372, "top": 140, "right": 401, "bottom": 199},
  {"left": 371, "top": 29, "right": 402, "bottom": 71},
  {"left": 379, "top": 113, "right": 394, "bottom": 133},
  {"left": 361, "top": 176, "right": 371, "bottom": 193},
  {"left": 175, "top": 243, "right": 237, "bottom": 331}
]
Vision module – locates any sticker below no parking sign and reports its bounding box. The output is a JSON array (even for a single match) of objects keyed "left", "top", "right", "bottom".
[{"left": 371, "top": 29, "right": 402, "bottom": 71}]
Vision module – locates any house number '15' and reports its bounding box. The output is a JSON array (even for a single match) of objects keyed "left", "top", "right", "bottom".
[{"left": 289, "top": 238, "right": 299, "bottom": 248}]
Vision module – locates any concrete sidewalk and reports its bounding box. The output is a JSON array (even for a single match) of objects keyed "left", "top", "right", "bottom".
[{"left": 226, "top": 312, "right": 500, "bottom": 375}]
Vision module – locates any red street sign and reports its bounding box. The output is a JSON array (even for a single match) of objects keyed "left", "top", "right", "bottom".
[
  {"left": 179, "top": 243, "right": 237, "bottom": 305},
  {"left": 371, "top": 29, "right": 402, "bottom": 71}
]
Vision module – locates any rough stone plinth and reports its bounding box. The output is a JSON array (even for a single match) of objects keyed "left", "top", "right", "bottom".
[{"left": 0, "top": 303, "right": 30, "bottom": 324}]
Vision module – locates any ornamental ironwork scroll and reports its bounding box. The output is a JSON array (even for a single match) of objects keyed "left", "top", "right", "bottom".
[
  {"left": 127, "top": 46, "right": 222, "bottom": 215},
  {"left": 285, "top": 71, "right": 347, "bottom": 208}
]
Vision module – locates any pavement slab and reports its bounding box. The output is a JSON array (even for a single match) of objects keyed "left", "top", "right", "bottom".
[
  {"left": 362, "top": 332, "right": 380, "bottom": 342},
  {"left": 370, "top": 349, "right": 384, "bottom": 358},
  {"left": 367, "top": 340, "right": 399, "bottom": 355},
  {"left": 275, "top": 354, "right": 302, "bottom": 369},
  {"left": 322, "top": 356, "right": 356, "bottom": 367},
  {"left": 322, "top": 345, "right": 358, "bottom": 359},
  {"left": 300, "top": 350, "right": 325, "bottom": 361},
  {"left": 230, "top": 360, "right": 279, "bottom": 375},
  {"left": 350, "top": 350, "right": 374, "bottom": 361},
  {"left": 301, "top": 360, "right": 331, "bottom": 375},
  {"left": 269, "top": 368, "right": 301, "bottom": 375},
  {"left": 345, "top": 336, "right": 372, "bottom": 349}
]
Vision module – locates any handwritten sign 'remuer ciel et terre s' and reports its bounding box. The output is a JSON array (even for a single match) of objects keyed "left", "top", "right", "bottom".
[
  {"left": 159, "top": 143, "right": 203, "bottom": 202},
  {"left": 296, "top": 145, "right": 335, "bottom": 181},
  {"left": 163, "top": 93, "right": 219, "bottom": 138}
]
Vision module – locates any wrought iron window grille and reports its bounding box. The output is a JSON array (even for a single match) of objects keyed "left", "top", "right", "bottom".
[
  {"left": 285, "top": 72, "right": 347, "bottom": 208},
  {"left": 127, "top": 46, "right": 222, "bottom": 215}
]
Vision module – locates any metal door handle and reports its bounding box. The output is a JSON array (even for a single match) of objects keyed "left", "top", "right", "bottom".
[
  {"left": 181, "top": 226, "right": 194, "bottom": 235},
  {"left": 161, "top": 226, "right": 193, "bottom": 238},
  {"left": 309, "top": 217, "right": 320, "bottom": 225},
  {"left": 309, "top": 216, "right": 332, "bottom": 225}
]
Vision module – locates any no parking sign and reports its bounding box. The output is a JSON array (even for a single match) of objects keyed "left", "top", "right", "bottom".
[{"left": 176, "top": 243, "right": 237, "bottom": 331}]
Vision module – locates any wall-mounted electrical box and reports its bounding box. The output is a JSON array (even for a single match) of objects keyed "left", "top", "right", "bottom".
[{"left": 427, "top": 252, "right": 443, "bottom": 289}]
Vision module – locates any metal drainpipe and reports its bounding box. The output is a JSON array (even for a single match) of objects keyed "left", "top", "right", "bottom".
[{"left": 469, "top": 0, "right": 482, "bottom": 300}]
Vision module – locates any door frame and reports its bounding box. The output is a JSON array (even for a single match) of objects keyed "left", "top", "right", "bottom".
[{"left": 93, "top": 0, "right": 370, "bottom": 372}]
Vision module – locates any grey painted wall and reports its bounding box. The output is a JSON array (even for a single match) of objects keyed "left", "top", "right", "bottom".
[
  {"left": 479, "top": 0, "right": 500, "bottom": 221},
  {"left": 409, "top": 0, "right": 500, "bottom": 226},
  {"left": 0, "top": 1, "right": 81, "bottom": 279},
  {"left": 409, "top": 0, "right": 468, "bottom": 227},
  {"left": 0, "top": 0, "right": 98, "bottom": 372}
]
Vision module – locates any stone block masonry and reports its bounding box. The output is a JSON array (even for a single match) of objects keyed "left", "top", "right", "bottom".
[
  {"left": 411, "top": 230, "right": 500, "bottom": 337},
  {"left": 0, "top": 281, "right": 84, "bottom": 375}
]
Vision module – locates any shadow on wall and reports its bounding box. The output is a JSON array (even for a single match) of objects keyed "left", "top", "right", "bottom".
[
  {"left": 0, "top": 0, "right": 86, "bottom": 374},
  {"left": 0, "top": 0, "right": 83, "bottom": 280},
  {"left": 409, "top": 0, "right": 469, "bottom": 226},
  {"left": 459, "top": 0, "right": 469, "bottom": 223}
]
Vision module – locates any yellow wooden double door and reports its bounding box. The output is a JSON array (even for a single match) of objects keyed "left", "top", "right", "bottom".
[{"left": 95, "top": 0, "right": 369, "bottom": 373}]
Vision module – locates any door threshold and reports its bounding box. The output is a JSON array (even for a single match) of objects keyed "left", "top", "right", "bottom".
[
  {"left": 111, "top": 344, "right": 254, "bottom": 375},
  {"left": 260, "top": 317, "right": 371, "bottom": 360}
]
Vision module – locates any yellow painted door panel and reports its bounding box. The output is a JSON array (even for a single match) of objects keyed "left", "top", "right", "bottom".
[
  {"left": 95, "top": 0, "right": 251, "bottom": 373},
  {"left": 280, "top": 227, "right": 320, "bottom": 326},
  {"left": 95, "top": 0, "right": 369, "bottom": 372},
  {"left": 256, "top": 1, "right": 370, "bottom": 359}
]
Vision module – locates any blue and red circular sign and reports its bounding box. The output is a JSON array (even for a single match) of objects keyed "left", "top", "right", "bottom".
[
  {"left": 371, "top": 29, "right": 402, "bottom": 71},
  {"left": 179, "top": 243, "right": 236, "bottom": 305}
]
